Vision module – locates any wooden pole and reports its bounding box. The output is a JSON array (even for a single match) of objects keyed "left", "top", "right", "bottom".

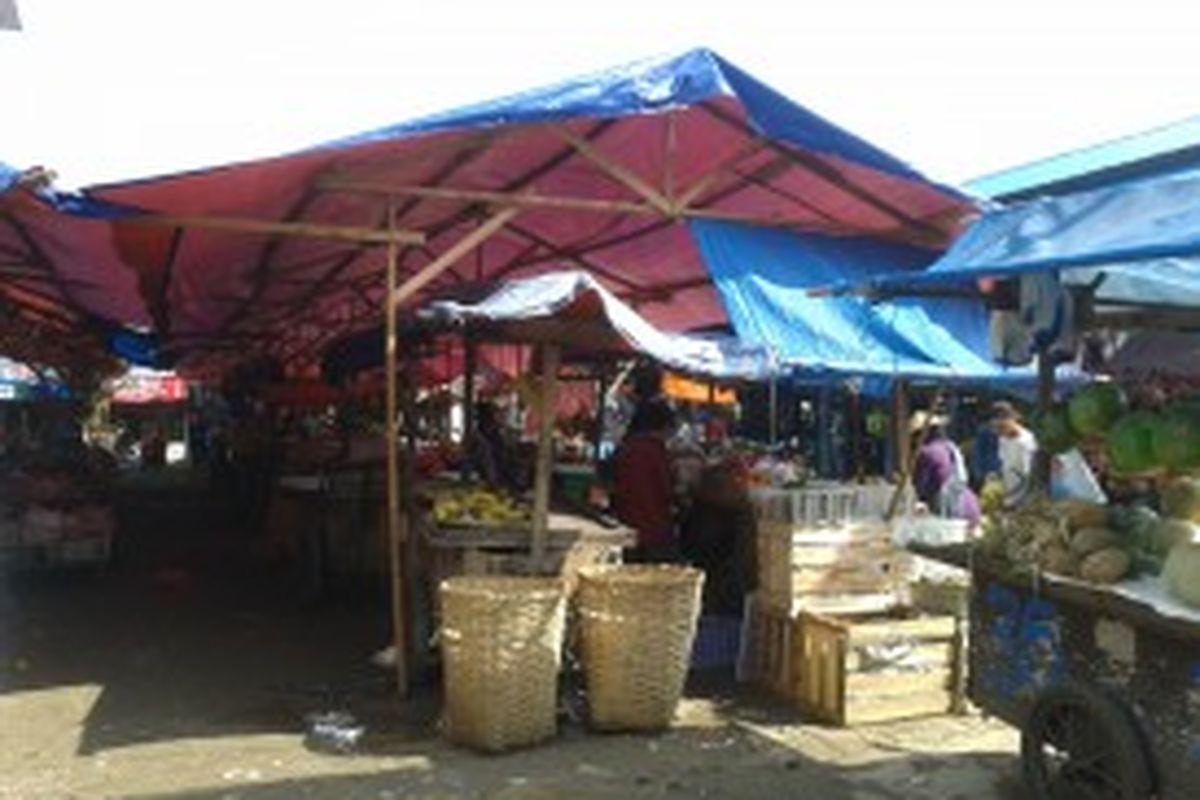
[
  {"left": 768, "top": 375, "right": 779, "bottom": 447},
  {"left": 530, "top": 344, "right": 561, "bottom": 564},
  {"left": 1034, "top": 352, "right": 1057, "bottom": 490},
  {"left": 383, "top": 197, "right": 410, "bottom": 697},
  {"left": 399, "top": 349, "right": 424, "bottom": 678},
  {"left": 848, "top": 385, "right": 864, "bottom": 482},
  {"left": 391, "top": 208, "right": 519, "bottom": 308},
  {"left": 461, "top": 332, "right": 477, "bottom": 478},
  {"left": 555, "top": 127, "right": 675, "bottom": 215},
  {"left": 126, "top": 213, "right": 425, "bottom": 245},
  {"left": 884, "top": 380, "right": 912, "bottom": 521},
  {"left": 593, "top": 367, "right": 609, "bottom": 461},
  {"left": 322, "top": 180, "right": 654, "bottom": 217}
]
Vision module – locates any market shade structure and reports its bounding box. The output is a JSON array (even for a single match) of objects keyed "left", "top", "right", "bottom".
[
  {"left": 839, "top": 165, "right": 1200, "bottom": 306},
  {"left": 86, "top": 48, "right": 970, "bottom": 372},
  {"left": 0, "top": 162, "right": 150, "bottom": 372},
  {"left": 692, "top": 219, "right": 1059, "bottom": 386},
  {"left": 420, "top": 271, "right": 774, "bottom": 380}
]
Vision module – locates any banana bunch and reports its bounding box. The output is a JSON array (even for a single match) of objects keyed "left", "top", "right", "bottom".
[
  {"left": 432, "top": 486, "right": 531, "bottom": 527},
  {"left": 979, "top": 477, "right": 1006, "bottom": 517}
]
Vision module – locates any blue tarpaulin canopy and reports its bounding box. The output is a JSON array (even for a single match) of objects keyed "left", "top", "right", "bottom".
[
  {"left": 849, "top": 166, "right": 1200, "bottom": 305},
  {"left": 691, "top": 219, "right": 1072, "bottom": 388}
]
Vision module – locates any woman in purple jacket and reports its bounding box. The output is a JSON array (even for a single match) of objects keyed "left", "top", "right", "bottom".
[{"left": 911, "top": 412, "right": 981, "bottom": 526}]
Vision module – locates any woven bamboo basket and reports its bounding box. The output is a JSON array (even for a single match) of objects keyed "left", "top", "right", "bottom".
[
  {"left": 577, "top": 565, "right": 704, "bottom": 731},
  {"left": 439, "top": 576, "right": 567, "bottom": 752}
]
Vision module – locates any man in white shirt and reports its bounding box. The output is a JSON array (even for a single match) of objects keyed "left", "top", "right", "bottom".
[{"left": 991, "top": 401, "right": 1037, "bottom": 505}]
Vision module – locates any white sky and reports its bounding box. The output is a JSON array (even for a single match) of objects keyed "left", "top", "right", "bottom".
[{"left": 3, "top": 0, "right": 1200, "bottom": 188}]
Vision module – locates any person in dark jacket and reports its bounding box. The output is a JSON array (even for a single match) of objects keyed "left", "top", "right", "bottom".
[{"left": 613, "top": 398, "right": 678, "bottom": 562}]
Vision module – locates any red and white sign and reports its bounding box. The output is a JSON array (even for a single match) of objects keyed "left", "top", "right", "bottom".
[{"left": 111, "top": 371, "right": 187, "bottom": 404}]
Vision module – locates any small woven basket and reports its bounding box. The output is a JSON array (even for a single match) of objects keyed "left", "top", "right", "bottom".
[
  {"left": 439, "top": 576, "right": 567, "bottom": 752},
  {"left": 577, "top": 565, "right": 704, "bottom": 731}
]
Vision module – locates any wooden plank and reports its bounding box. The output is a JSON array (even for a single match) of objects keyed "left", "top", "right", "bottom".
[
  {"left": 843, "top": 641, "right": 954, "bottom": 672},
  {"left": 789, "top": 541, "right": 899, "bottom": 568},
  {"left": 844, "top": 690, "right": 951, "bottom": 726},
  {"left": 128, "top": 213, "right": 425, "bottom": 245},
  {"left": 791, "top": 568, "right": 896, "bottom": 594},
  {"left": 390, "top": 207, "right": 519, "bottom": 307},
  {"left": 846, "top": 669, "right": 951, "bottom": 697},
  {"left": 762, "top": 592, "right": 897, "bottom": 616},
  {"left": 530, "top": 344, "right": 560, "bottom": 561},
  {"left": 846, "top": 616, "right": 957, "bottom": 647}
]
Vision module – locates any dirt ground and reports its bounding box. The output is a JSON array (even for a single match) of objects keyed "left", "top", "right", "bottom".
[{"left": 0, "top": 482, "right": 1023, "bottom": 800}]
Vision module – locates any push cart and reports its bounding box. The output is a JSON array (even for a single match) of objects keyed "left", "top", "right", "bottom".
[{"left": 917, "top": 544, "right": 1199, "bottom": 799}]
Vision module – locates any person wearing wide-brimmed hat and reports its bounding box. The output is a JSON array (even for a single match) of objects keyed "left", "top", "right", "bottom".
[{"left": 911, "top": 410, "right": 980, "bottom": 525}]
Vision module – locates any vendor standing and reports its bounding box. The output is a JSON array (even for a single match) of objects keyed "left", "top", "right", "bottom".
[
  {"left": 465, "top": 400, "right": 516, "bottom": 490},
  {"left": 991, "top": 401, "right": 1037, "bottom": 505},
  {"left": 911, "top": 411, "right": 980, "bottom": 525},
  {"left": 613, "top": 398, "right": 679, "bottom": 563}
]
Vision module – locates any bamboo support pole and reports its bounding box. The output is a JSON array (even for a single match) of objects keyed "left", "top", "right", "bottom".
[
  {"left": 390, "top": 208, "right": 519, "bottom": 308},
  {"left": 322, "top": 180, "right": 654, "bottom": 217},
  {"left": 383, "top": 197, "right": 410, "bottom": 697},
  {"left": 554, "top": 127, "right": 674, "bottom": 215},
  {"left": 768, "top": 374, "right": 779, "bottom": 447},
  {"left": 884, "top": 380, "right": 912, "bottom": 522},
  {"left": 530, "top": 343, "right": 561, "bottom": 564},
  {"left": 126, "top": 214, "right": 425, "bottom": 245}
]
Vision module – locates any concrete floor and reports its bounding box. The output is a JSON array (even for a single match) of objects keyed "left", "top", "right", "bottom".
[{"left": 0, "top": 483, "right": 1023, "bottom": 799}]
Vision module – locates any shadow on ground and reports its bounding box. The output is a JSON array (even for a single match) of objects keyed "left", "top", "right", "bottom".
[{"left": 0, "top": 480, "right": 399, "bottom": 756}]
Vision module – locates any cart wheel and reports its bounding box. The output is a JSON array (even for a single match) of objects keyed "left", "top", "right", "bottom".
[{"left": 1021, "top": 682, "right": 1154, "bottom": 800}]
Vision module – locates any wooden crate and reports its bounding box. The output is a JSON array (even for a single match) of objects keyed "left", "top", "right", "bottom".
[
  {"left": 793, "top": 610, "right": 962, "bottom": 726},
  {"left": 756, "top": 521, "right": 905, "bottom": 615},
  {"left": 741, "top": 596, "right": 794, "bottom": 695}
]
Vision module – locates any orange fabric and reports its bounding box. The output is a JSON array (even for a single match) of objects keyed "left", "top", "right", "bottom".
[{"left": 661, "top": 372, "right": 736, "bottom": 405}]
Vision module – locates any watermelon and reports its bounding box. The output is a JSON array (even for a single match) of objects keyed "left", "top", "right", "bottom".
[
  {"left": 1068, "top": 383, "right": 1126, "bottom": 437},
  {"left": 1108, "top": 504, "right": 1159, "bottom": 548},
  {"left": 1151, "top": 407, "right": 1200, "bottom": 472},
  {"left": 1107, "top": 412, "right": 1160, "bottom": 475},
  {"left": 1035, "top": 408, "right": 1076, "bottom": 455}
]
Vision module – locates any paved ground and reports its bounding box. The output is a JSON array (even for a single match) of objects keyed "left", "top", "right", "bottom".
[{"left": 0, "top": 484, "right": 1023, "bottom": 799}]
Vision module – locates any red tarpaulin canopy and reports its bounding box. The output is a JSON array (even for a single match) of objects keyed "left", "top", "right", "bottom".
[{"left": 81, "top": 49, "right": 969, "bottom": 375}]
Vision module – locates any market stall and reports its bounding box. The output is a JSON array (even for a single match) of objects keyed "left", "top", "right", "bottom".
[
  {"left": 840, "top": 166, "right": 1200, "bottom": 799},
  {"left": 410, "top": 270, "right": 774, "bottom": 591}
]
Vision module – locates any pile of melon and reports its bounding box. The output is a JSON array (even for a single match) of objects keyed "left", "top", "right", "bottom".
[
  {"left": 1037, "top": 382, "right": 1200, "bottom": 475},
  {"left": 983, "top": 477, "right": 1200, "bottom": 604}
]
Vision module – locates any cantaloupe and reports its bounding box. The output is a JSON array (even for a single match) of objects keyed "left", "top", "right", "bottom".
[
  {"left": 1161, "top": 478, "right": 1200, "bottom": 523},
  {"left": 1162, "top": 540, "right": 1200, "bottom": 607}
]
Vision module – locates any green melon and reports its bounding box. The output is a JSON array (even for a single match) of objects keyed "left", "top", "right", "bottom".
[
  {"left": 1107, "top": 412, "right": 1160, "bottom": 476},
  {"left": 1068, "top": 383, "right": 1126, "bottom": 437},
  {"left": 1151, "top": 407, "right": 1200, "bottom": 472},
  {"left": 1035, "top": 408, "right": 1076, "bottom": 455}
]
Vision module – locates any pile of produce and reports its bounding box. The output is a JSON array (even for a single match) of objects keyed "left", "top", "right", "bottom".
[
  {"left": 988, "top": 380, "right": 1200, "bottom": 605},
  {"left": 981, "top": 495, "right": 1200, "bottom": 587},
  {"left": 430, "top": 485, "right": 531, "bottom": 527},
  {"left": 1039, "top": 382, "right": 1200, "bottom": 476}
]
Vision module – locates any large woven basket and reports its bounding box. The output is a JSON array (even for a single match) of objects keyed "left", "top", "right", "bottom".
[
  {"left": 577, "top": 565, "right": 704, "bottom": 731},
  {"left": 439, "top": 576, "right": 567, "bottom": 752}
]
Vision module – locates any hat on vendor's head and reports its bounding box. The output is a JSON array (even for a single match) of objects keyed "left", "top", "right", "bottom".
[{"left": 909, "top": 409, "right": 948, "bottom": 434}]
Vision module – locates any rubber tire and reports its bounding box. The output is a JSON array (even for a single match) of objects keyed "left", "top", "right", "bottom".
[{"left": 1021, "top": 681, "right": 1154, "bottom": 800}]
